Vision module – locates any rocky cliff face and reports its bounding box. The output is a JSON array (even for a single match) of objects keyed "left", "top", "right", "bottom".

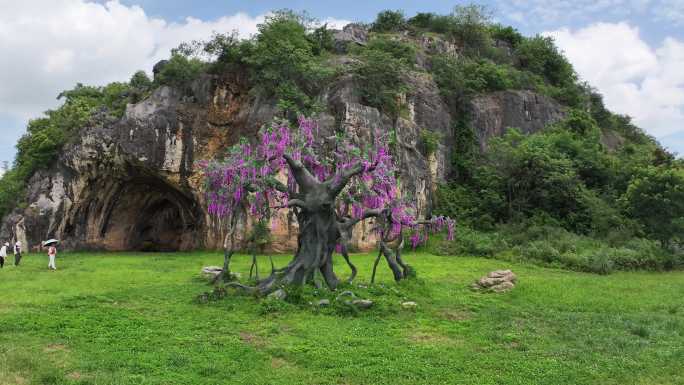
[
  {"left": 0, "top": 44, "right": 566, "bottom": 253},
  {"left": 469, "top": 90, "right": 566, "bottom": 151}
]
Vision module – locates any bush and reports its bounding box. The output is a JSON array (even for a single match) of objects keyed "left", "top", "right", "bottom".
[
  {"left": 354, "top": 47, "right": 407, "bottom": 117},
  {"left": 431, "top": 56, "right": 530, "bottom": 108},
  {"left": 448, "top": 4, "right": 493, "bottom": 56},
  {"left": 244, "top": 10, "right": 333, "bottom": 115},
  {"left": 433, "top": 226, "right": 503, "bottom": 257},
  {"left": 154, "top": 52, "right": 206, "bottom": 93},
  {"left": 621, "top": 167, "right": 684, "bottom": 249},
  {"left": 489, "top": 24, "right": 524, "bottom": 48},
  {"left": 420, "top": 129, "right": 442, "bottom": 156},
  {"left": 586, "top": 251, "right": 615, "bottom": 275},
  {"left": 364, "top": 37, "right": 416, "bottom": 65},
  {"left": 515, "top": 35, "right": 576, "bottom": 88},
  {"left": 372, "top": 10, "right": 406, "bottom": 32}
]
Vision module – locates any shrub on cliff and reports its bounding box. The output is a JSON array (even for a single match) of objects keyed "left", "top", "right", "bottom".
[
  {"left": 153, "top": 52, "right": 206, "bottom": 93},
  {"left": 371, "top": 10, "right": 406, "bottom": 33},
  {"left": 244, "top": 10, "right": 334, "bottom": 115}
]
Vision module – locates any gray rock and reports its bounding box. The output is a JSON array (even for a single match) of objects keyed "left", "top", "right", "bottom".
[
  {"left": 472, "top": 269, "right": 517, "bottom": 293},
  {"left": 351, "top": 299, "right": 374, "bottom": 309},
  {"left": 152, "top": 59, "right": 169, "bottom": 79},
  {"left": 317, "top": 299, "right": 331, "bottom": 307},
  {"left": 401, "top": 301, "right": 418, "bottom": 309},
  {"left": 200, "top": 266, "right": 223, "bottom": 280},
  {"left": 332, "top": 23, "right": 369, "bottom": 53},
  {"left": 268, "top": 289, "right": 287, "bottom": 301},
  {"left": 470, "top": 90, "right": 567, "bottom": 151}
]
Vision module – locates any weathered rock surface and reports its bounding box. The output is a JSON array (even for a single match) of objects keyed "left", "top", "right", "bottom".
[
  {"left": 200, "top": 266, "right": 223, "bottom": 280},
  {"left": 316, "top": 299, "right": 331, "bottom": 307},
  {"left": 351, "top": 299, "right": 374, "bottom": 309},
  {"left": 470, "top": 90, "right": 567, "bottom": 151},
  {"left": 0, "top": 44, "right": 565, "bottom": 253},
  {"left": 268, "top": 288, "right": 287, "bottom": 301},
  {"left": 332, "top": 24, "right": 369, "bottom": 53},
  {"left": 472, "top": 270, "right": 517, "bottom": 292}
]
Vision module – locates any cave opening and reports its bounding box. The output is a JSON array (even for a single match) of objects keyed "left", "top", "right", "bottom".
[{"left": 99, "top": 176, "right": 201, "bottom": 251}]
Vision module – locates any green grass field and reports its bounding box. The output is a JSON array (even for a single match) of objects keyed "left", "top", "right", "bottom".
[{"left": 0, "top": 251, "right": 683, "bottom": 385}]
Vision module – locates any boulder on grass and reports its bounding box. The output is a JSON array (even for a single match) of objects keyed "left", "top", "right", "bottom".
[{"left": 472, "top": 270, "right": 517, "bottom": 292}]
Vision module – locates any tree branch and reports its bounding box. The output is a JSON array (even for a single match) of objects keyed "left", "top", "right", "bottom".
[
  {"left": 339, "top": 209, "right": 382, "bottom": 229},
  {"left": 327, "top": 161, "right": 377, "bottom": 197},
  {"left": 283, "top": 153, "right": 318, "bottom": 190}
]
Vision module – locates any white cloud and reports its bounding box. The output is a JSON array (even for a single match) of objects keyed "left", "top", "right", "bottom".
[
  {"left": 0, "top": 0, "right": 350, "bottom": 163},
  {"left": 544, "top": 22, "right": 684, "bottom": 141},
  {"left": 0, "top": 0, "right": 271, "bottom": 122}
]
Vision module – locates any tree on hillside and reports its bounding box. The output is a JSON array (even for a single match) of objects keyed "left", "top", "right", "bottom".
[
  {"left": 201, "top": 117, "right": 454, "bottom": 294},
  {"left": 622, "top": 167, "right": 684, "bottom": 250}
]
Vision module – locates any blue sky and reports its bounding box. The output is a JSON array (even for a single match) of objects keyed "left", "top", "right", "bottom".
[{"left": 1, "top": 0, "right": 683, "bottom": 171}]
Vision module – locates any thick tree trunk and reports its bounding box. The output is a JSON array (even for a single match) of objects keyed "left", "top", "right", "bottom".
[
  {"left": 251, "top": 199, "right": 340, "bottom": 294},
  {"left": 228, "top": 154, "right": 374, "bottom": 295}
]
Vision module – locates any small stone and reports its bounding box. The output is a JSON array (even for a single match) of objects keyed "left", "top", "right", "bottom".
[
  {"left": 268, "top": 289, "right": 287, "bottom": 301},
  {"left": 401, "top": 301, "right": 418, "bottom": 309},
  {"left": 351, "top": 299, "right": 374, "bottom": 309},
  {"left": 336, "top": 290, "right": 357, "bottom": 301},
  {"left": 200, "top": 266, "right": 223, "bottom": 280},
  {"left": 491, "top": 281, "right": 515, "bottom": 293},
  {"left": 317, "top": 299, "right": 331, "bottom": 307}
]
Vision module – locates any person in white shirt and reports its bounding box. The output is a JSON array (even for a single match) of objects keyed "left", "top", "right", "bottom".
[
  {"left": 48, "top": 245, "right": 57, "bottom": 270},
  {"left": 14, "top": 241, "right": 22, "bottom": 266},
  {"left": 0, "top": 242, "right": 7, "bottom": 268}
]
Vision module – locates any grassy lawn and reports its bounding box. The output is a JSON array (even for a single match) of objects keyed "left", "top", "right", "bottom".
[{"left": 0, "top": 251, "right": 683, "bottom": 385}]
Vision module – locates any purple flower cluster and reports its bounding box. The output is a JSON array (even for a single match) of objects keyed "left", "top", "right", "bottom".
[{"left": 200, "top": 116, "right": 457, "bottom": 250}]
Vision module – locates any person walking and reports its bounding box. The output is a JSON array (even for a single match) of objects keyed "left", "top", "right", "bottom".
[
  {"left": 0, "top": 242, "right": 7, "bottom": 268},
  {"left": 48, "top": 245, "right": 57, "bottom": 270},
  {"left": 14, "top": 241, "right": 22, "bottom": 266}
]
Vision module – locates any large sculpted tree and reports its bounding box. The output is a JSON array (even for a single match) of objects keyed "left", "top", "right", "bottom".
[{"left": 201, "top": 117, "right": 454, "bottom": 294}]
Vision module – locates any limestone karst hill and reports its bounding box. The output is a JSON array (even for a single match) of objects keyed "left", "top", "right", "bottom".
[{"left": 2, "top": 12, "right": 674, "bottom": 256}]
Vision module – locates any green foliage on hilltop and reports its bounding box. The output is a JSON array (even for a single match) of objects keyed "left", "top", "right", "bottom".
[
  {"left": 435, "top": 110, "right": 684, "bottom": 269},
  {"left": 371, "top": 10, "right": 406, "bottom": 32},
  {"left": 182, "top": 10, "right": 336, "bottom": 116},
  {"left": 154, "top": 53, "right": 206, "bottom": 93},
  {"left": 351, "top": 37, "right": 416, "bottom": 116}
]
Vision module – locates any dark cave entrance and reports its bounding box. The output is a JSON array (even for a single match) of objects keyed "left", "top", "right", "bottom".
[{"left": 100, "top": 176, "right": 202, "bottom": 251}]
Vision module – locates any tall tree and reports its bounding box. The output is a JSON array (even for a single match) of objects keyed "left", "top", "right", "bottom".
[{"left": 201, "top": 117, "right": 454, "bottom": 294}]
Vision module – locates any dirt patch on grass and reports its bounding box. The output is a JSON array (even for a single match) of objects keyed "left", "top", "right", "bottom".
[
  {"left": 67, "top": 372, "right": 82, "bottom": 380},
  {"left": 43, "top": 344, "right": 69, "bottom": 353},
  {"left": 440, "top": 309, "right": 473, "bottom": 321},
  {"left": 239, "top": 332, "right": 267, "bottom": 349},
  {"left": 1, "top": 375, "right": 27, "bottom": 385},
  {"left": 408, "top": 330, "right": 462, "bottom": 346}
]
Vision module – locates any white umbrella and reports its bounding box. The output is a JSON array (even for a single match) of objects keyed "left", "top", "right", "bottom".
[{"left": 42, "top": 239, "right": 59, "bottom": 247}]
